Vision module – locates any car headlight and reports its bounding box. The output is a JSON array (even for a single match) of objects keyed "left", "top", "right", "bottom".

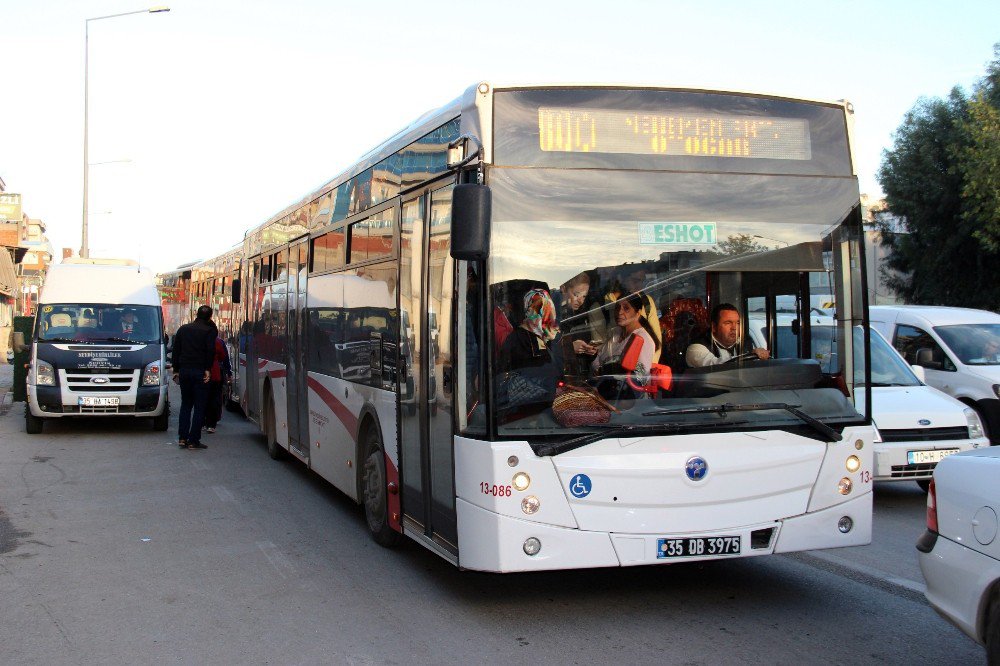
[
  {"left": 964, "top": 407, "right": 985, "bottom": 440},
  {"left": 142, "top": 360, "right": 162, "bottom": 386},
  {"left": 35, "top": 360, "right": 55, "bottom": 386}
]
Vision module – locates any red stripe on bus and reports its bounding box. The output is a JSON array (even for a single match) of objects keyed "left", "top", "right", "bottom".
[
  {"left": 306, "top": 376, "right": 358, "bottom": 442},
  {"left": 270, "top": 369, "right": 287, "bottom": 379}
]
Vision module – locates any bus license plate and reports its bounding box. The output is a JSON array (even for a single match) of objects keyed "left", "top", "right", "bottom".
[
  {"left": 907, "top": 449, "right": 960, "bottom": 465},
  {"left": 656, "top": 536, "right": 741, "bottom": 559},
  {"left": 79, "top": 396, "right": 119, "bottom": 407}
]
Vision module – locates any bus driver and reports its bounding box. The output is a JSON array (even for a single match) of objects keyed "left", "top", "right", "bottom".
[{"left": 685, "top": 303, "right": 770, "bottom": 368}]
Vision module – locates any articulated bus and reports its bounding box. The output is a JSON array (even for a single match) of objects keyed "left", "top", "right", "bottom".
[{"left": 170, "top": 83, "right": 876, "bottom": 572}]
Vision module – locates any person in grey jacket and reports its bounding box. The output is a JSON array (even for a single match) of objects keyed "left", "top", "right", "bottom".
[{"left": 171, "top": 305, "right": 217, "bottom": 449}]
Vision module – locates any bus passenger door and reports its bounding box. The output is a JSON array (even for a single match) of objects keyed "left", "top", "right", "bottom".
[
  {"left": 286, "top": 240, "right": 310, "bottom": 459},
  {"left": 399, "top": 184, "right": 458, "bottom": 554}
]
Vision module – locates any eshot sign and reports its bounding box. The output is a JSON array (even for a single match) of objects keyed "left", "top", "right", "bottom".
[{"left": 639, "top": 222, "right": 717, "bottom": 246}]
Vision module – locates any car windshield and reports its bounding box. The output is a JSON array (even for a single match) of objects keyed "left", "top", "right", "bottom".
[
  {"left": 934, "top": 324, "right": 1000, "bottom": 365},
  {"left": 857, "top": 328, "right": 920, "bottom": 387},
  {"left": 36, "top": 304, "right": 162, "bottom": 344}
]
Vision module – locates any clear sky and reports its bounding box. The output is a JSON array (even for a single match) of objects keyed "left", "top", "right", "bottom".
[{"left": 1, "top": 0, "right": 997, "bottom": 273}]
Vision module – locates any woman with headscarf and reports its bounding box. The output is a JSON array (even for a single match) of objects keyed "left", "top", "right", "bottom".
[{"left": 496, "top": 288, "right": 563, "bottom": 416}]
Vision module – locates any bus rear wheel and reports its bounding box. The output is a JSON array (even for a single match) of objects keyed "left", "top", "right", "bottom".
[
  {"left": 361, "top": 427, "right": 403, "bottom": 548},
  {"left": 264, "top": 391, "right": 285, "bottom": 461}
]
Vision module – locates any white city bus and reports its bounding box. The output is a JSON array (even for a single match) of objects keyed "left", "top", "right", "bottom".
[{"left": 180, "top": 83, "right": 876, "bottom": 572}]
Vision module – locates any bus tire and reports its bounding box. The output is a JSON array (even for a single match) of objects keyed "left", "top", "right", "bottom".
[
  {"left": 25, "top": 407, "right": 43, "bottom": 435},
  {"left": 264, "top": 390, "right": 285, "bottom": 461},
  {"left": 361, "top": 426, "right": 403, "bottom": 548}
]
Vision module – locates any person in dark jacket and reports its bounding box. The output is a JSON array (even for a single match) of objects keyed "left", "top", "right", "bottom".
[{"left": 172, "top": 305, "right": 218, "bottom": 449}]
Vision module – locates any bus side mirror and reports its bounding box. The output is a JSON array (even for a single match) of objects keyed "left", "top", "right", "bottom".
[
  {"left": 12, "top": 331, "right": 26, "bottom": 353},
  {"left": 232, "top": 278, "right": 241, "bottom": 304},
  {"left": 451, "top": 184, "right": 491, "bottom": 261}
]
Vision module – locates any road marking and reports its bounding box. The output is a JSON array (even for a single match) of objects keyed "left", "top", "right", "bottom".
[{"left": 257, "top": 540, "right": 296, "bottom": 578}]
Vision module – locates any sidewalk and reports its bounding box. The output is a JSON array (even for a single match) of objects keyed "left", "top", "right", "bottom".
[{"left": 0, "top": 361, "right": 13, "bottom": 415}]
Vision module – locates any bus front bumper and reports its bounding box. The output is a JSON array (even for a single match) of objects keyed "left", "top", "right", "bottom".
[{"left": 456, "top": 493, "right": 872, "bottom": 573}]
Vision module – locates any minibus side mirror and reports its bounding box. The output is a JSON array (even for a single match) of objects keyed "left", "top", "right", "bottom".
[
  {"left": 451, "top": 184, "right": 491, "bottom": 261},
  {"left": 231, "top": 278, "right": 242, "bottom": 304},
  {"left": 12, "top": 331, "right": 26, "bottom": 353}
]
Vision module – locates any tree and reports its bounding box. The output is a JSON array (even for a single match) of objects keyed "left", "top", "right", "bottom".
[
  {"left": 716, "top": 233, "right": 769, "bottom": 256},
  {"left": 961, "top": 47, "right": 1000, "bottom": 253},
  {"left": 876, "top": 43, "right": 1000, "bottom": 308}
]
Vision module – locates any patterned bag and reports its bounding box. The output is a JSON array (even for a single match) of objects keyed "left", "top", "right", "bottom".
[
  {"left": 551, "top": 385, "right": 619, "bottom": 427},
  {"left": 496, "top": 371, "right": 551, "bottom": 411}
]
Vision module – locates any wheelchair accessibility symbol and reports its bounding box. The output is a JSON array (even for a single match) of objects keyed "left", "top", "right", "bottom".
[{"left": 569, "top": 474, "right": 592, "bottom": 498}]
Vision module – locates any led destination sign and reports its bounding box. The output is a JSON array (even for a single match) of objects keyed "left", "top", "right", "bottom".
[{"left": 538, "top": 107, "right": 811, "bottom": 160}]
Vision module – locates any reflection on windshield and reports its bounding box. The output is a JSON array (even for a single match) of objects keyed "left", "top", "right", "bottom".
[
  {"left": 935, "top": 324, "right": 1000, "bottom": 365},
  {"left": 37, "top": 304, "right": 162, "bottom": 344},
  {"left": 486, "top": 169, "right": 866, "bottom": 442}
]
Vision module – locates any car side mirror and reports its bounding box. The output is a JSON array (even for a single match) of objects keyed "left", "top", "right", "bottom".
[
  {"left": 12, "top": 331, "right": 26, "bottom": 353},
  {"left": 450, "top": 184, "right": 491, "bottom": 261},
  {"left": 910, "top": 364, "right": 926, "bottom": 383}
]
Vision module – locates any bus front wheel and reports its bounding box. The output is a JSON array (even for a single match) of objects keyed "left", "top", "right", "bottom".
[{"left": 361, "top": 427, "right": 403, "bottom": 548}]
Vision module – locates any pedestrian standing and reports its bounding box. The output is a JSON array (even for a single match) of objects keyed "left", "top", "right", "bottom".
[
  {"left": 204, "top": 334, "right": 232, "bottom": 433},
  {"left": 171, "top": 305, "right": 217, "bottom": 449}
]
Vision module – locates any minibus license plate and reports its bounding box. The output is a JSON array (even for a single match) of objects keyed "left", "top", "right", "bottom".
[
  {"left": 907, "top": 449, "right": 960, "bottom": 465},
  {"left": 656, "top": 536, "right": 741, "bottom": 559},
  {"left": 79, "top": 397, "right": 119, "bottom": 407}
]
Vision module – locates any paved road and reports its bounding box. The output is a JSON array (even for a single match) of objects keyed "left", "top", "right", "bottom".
[{"left": 0, "top": 383, "right": 985, "bottom": 665}]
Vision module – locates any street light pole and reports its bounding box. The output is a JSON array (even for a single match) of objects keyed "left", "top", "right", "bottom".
[
  {"left": 81, "top": 6, "right": 170, "bottom": 259},
  {"left": 753, "top": 234, "right": 789, "bottom": 248}
]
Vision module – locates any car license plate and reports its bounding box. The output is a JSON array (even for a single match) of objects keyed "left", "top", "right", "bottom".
[
  {"left": 907, "top": 448, "right": 960, "bottom": 465},
  {"left": 79, "top": 396, "right": 119, "bottom": 407},
  {"left": 656, "top": 536, "right": 741, "bottom": 559}
]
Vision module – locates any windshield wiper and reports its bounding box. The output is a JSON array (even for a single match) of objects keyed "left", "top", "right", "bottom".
[
  {"left": 644, "top": 402, "right": 842, "bottom": 442},
  {"left": 40, "top": 337, "right": 77, "bottom": 343},
  {"left": 535, "top": 420, "right": 750, "bottom": 457},
  {"left": 102, "top": 337, "right": 143, "bottom": 344}
]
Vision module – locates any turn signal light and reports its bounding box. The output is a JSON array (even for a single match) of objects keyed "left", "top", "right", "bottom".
[{"left": 837, "top": 477, "right": 853, "bottom": 495}]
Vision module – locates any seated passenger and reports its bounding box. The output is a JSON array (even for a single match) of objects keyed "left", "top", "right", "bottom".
[
  {"left": 685, "top": 303, "right": 770, "bottom": 368},
  {"left": 602, "top": 265, "right": 662, "bottom": 363},
  {"left": 591, "top": 292, "right": 660, "bottom": 394},
  {"left": 496, "top": 288, "right": 562, "bottom": 414}
]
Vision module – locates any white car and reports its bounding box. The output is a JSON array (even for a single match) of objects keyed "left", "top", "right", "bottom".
[
  {"left": 918, "top": 447, "right": 1000, "bottom": 660},
  {"left": 871, "top": 305, "right": 1000, "bottom": 444},
  {"left": 749, "top": 317, "right": 986, "bottom": 489}
]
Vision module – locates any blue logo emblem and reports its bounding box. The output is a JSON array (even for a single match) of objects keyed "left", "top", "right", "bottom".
[
  {"left": 569, "top": 474, "right": 592, "bottom": 498},
  {"left": 685, "top": 456, "right": 708, "bottom": 481},
  {"left": 918, "top": 419, "right": 931, "bottom": 426}
]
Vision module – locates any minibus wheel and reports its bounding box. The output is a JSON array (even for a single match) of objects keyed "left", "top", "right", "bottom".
[{"left": 25, "top": 407, "right": 43, "bottom": 435}]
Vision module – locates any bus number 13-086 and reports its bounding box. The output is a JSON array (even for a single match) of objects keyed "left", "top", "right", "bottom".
[{"left": 480, "top": 482, "right": 512, "bottom": 497}]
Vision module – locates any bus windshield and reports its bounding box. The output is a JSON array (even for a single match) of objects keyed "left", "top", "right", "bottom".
[
  {"left": 36, "top": 304, "right": 162, "bottom": 344},
  {"left": 485, "top": 89, "right": 866, "bottom": 443}
]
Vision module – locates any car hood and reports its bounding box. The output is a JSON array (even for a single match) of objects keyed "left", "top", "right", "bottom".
[{"left": 859, "top": 386, "right": 968, "bottom": 430}]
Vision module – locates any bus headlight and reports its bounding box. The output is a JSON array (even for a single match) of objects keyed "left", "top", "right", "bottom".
[
  {"left": 838, "top": 477, "right": 853, "bottom": 495},
  {"left": 964, "top": 408, "right": 985, "bottom": 440},
  {"left": 512, "top": 472, "right": 531, "bottom": 491},
  {"left": 846, "top": 455, "right": 861, "bottom": 473},
  {"left": 523, "top": 537, "right": 541, "bottom": 556},
  {"left": 35, "top": 360, "right": 55, "bottom": 386},
  {"left": 142, "top": 360, "right": 162, "bottom": 386},
  {"left": 521, "top": 496, "right": 540, "bottom": 515},
  {"left": 838, "top": 516, "right": 854, "bottom": 533}
]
